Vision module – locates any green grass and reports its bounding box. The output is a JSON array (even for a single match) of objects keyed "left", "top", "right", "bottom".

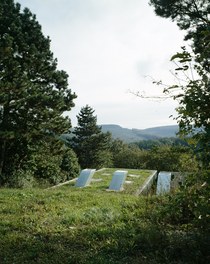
[
  {"left": 0, "top": 169, "right": 150, "bottom": 264},
  {"left": 0, "top": 186, "right": 142, "bottom": 264},
  {"left": 0, "top": 169, "right": 208, "bottom": 264},
  {"left": 68, "top": 168, "right": 152, "bottom": 194}
]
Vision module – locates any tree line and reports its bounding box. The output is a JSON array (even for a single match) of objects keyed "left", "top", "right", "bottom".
[
  {"left": 0, "top": 0, "right": 209, "bottom": 190},
  {"left": 67, "top": 105, "right": 197, "bottom": 174}
]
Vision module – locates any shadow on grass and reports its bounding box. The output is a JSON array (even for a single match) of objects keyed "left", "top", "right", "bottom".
[{"left": 0, "top": 222, "right": 209, "bottom": 264}]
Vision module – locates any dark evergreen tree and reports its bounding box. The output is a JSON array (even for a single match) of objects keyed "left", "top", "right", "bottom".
[
  {"left": 71, "top": 105, "right": 112, "bottom": 169},
  {"left": 0, "top": 0, "right": 77, "bottom": 184}
]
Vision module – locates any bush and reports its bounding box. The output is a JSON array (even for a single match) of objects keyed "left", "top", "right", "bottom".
[
  {"left": 6, "top": 169, "right": 37, "bottom": 188},
  {"left": 92, "top": 150, "right": 113, "bottom": 169},
  {"left": 60, "top": 148, "right": 80, "bottom": 179},
  {"left": 0, "top": 138, "right": 80, "bottom": 188},
  {"left": 153, "top": 170, "right": 210, "bottom": 232},
  {"left": 113, "top": 146, "right": 147, "bottom": 169},
  {"left": 29, "top": 143, "right": 80, "bottom": 186}
]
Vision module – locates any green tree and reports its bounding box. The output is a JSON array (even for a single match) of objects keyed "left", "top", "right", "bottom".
[
  {"left": 0, "top": 0, "right": 77, "bottom": 183},
  {"left": 113, "top": 144, "right": 148, "bottom": 169},
  {"left": 149, "top": 0, "right": 209, "bottom": 236},
  {"left": 71, "top": 105, "right": 112, "bottom": 169},
  {"left": 150, "top": 0, "right": 210, "bottom": 167},
  {"left": 145, "top": 145, "right": 197, "bottom": 172},
  {"left": 149, "top": 0, "right": 210, "bottom": 71},
  {"left": 60, "top": 148, "right": 80, "bottom": 180}
]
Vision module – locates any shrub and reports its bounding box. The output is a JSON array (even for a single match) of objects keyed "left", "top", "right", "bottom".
[
  {"left": 1, "top": 139, "right": 80, "bottom": 188},
  {"left": 6, "top": 169, "right": 37, "bottom": 188},
  {"left": 60, "top": 148, "right": 80, "bottom": 179}
]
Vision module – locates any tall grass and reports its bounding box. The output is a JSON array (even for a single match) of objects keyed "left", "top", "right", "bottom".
[{"left": 0, "top": 169, "right": 209, "bottom": 263}]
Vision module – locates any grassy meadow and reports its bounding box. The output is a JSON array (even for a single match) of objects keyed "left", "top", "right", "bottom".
[{"left": 0, "top": 169, "right": 209, "bottom": 264}]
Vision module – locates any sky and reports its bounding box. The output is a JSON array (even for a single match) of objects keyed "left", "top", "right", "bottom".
[{"left": 16, "top": 0, "right": 185, "bottom": 129}]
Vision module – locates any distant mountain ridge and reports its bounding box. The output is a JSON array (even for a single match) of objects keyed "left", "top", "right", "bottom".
[{"left": 101, "top": 124, "right": 179, "bottom": 143}]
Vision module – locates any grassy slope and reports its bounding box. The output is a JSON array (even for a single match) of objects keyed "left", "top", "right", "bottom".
[
  {"left": 0, "top": 169, "right": 152, "bottom": 264},
  {"left": 0, "top": 188, "right": 137, "bottom": 263},
  {"left": 0, "top": 169, "right": 208, "bottom": 264}
]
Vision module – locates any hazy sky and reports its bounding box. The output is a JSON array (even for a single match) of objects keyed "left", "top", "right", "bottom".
[{"left": 16, "top": 0, "right": 185, "bottom": 129}]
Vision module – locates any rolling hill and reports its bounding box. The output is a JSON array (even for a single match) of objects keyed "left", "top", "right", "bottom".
[
  {"left": 101, "top": 124, "right": 179, "bottom": 142},
  {"left": 61, "top": 124, "right": 179, "bottom": 144}
]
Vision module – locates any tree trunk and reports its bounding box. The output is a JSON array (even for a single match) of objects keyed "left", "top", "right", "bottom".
[{"left": 0, "top": 140, "right": 6, "bottom": 176}]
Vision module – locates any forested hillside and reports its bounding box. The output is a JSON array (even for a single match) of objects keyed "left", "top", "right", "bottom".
[{"left": 101, "top": 124, "right": 179, "bottom": 142}]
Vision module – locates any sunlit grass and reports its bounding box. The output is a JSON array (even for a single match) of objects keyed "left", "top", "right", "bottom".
[
  {"left": 0, "top": 169, "right": 151, "bottom": 263},
  {"left": 68, "top": 168, "right": 152, "bottom": 194},
  {"left": 0, "top": 185, "right": 146, "bottom": 264},
  {"left": 0, "top": 169, "right": 206, "bottom": 263}
]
